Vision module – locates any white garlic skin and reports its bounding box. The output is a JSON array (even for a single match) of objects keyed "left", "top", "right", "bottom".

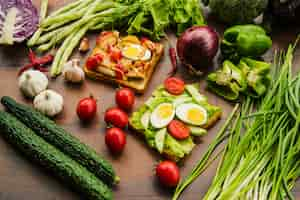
[
  {"left": 18, "top": 70, "right": 48, "bottom": 98},
  {"left": 62, "top": 59, "right": 85, "bottom": 83},
  {"left": 33, "top": 89, "right": 64, "bottom": 117}
]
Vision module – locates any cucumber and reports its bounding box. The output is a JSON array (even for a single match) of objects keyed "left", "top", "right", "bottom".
[
  {"left": 155, "top": 128, "right": 167, "bottom": 153},
  {"left": 1, "top": 96, "right": 118, "bottom": 185},
  {"left": 188, "top": 126, "right": 207, "bottom": 136},
  {"left": 0, "top": 111, "right": 112, "bottom": 200}
]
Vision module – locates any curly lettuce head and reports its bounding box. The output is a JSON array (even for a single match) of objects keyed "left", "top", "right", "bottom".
[{"left": 207, "top": 0, "right": 269, "bottom": 24}]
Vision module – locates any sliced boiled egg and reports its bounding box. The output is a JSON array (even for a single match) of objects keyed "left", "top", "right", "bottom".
[
  {"left": 121, "top": 43, "right": 151, "bottom": 61},
  {"left": 176, "top": 103, "right": 207, "bottom": 126},
  {"left": 150, "top": 103, "right": 175, "bottom": 128}
]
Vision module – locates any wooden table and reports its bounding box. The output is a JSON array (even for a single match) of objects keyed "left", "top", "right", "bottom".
[{"left": 1, "top": 1, "right": 300, "bottom": 199}]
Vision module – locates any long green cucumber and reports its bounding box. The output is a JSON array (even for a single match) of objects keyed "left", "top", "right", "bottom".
[
  {"left": 1, "top": 96, "right": 118, "bottom": 185},
  {"left": 0, "top": 111, "right": 112, "bottom": 200}
]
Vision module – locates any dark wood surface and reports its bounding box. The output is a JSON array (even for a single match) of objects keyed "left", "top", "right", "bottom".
[{"left": 0, "top": 1, "right": 300, "bottom": 199}]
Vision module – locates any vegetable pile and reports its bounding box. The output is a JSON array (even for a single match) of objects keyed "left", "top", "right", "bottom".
[
  {"left": 173, "top": 43, "right": 300, "bottom": 200},
  {"left": 0, "top": 0, "right": 39, "bottom": 45},
  {"left": 27, "top": 0, "right": 205, "bottom": 76}
]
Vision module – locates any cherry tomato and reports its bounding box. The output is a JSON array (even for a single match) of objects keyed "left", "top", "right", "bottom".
[
  {"left": 115, "top": 88, "right": 135, "bottom": 111},
  {"left": 156, "top": 161, "right": 180, "bottom": 187},
  {"left": 164, "top": 77, "right": 185, "bottom": 95},
  {"left": 86, "top": 54, "right": 103, "bottom": 70},
  {"left": 104, "top": 107, "right": 128, "bottom": 128},
  {"left": 76, "top": 96, "right": 97, "bottom": 121},
  {"left": 167, "top": 120, "right": 190, "bottom": 140},
  {"left": 105, "top": 127, "right": 126, "bottom": 154}
]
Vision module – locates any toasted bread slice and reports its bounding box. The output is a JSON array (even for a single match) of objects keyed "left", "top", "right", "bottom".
[
  {"left": 84, "top": 32, "right": 164, "bottom": 93},
  {"left": 129, "top": 83, "right": 222, "bottom": 162},
  {"left": 84, "top": 44, "right": 163, "bottom": 93}
]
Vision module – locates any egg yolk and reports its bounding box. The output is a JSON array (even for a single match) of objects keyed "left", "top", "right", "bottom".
[
  {"left": 123, "top": 45, "right": 141, "bottom": 58},
  {"left": 158, "top": 104, "right": 173, "bottom": 119},
  {"left": 187, "top": 109, "right": 205, "bottom": 124}
]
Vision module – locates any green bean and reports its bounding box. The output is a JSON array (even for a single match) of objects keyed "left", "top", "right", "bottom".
[
  {"left": 89, "top": 22, "right": 106, "bottom": 31},
  {"left": 50, "top": 32, "right": 76, "bottom": 76},
  {"left": 40, "top": 0, "right": 49, "bottom": 21},
  {"left": 55, "top": 23, "right": 91, "bottom": 76},
  {"left": 94, "top": 1, "right": 117, "bottom": 12},
  {"left": 47, "top": 0, "right": 86, "bottom": 18},
  {"left": 43, "top": 4, "right": 114, "bottom": 50},
  {"left": 36, "top": 42, "right": 53, "bottom": 53},
  {"left": 42, "top": 0, "right": 95, "bottom": 28},
  {"left": 42, "top": 20, "right": 69, "bottom": 32},
  {"left": 41, "top": 11, "right": 86, "bottom": 28},
  {"left": 35, "top": 28, "right": 62, "bottom": 45},
  {"left": 27, "top": 29, "right": 43, "bottom": 47}
]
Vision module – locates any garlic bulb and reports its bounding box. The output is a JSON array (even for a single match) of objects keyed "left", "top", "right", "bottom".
[
  {"left": 18, "top": 70, "right": 48, "bottom": 98},
  {"left": 33, "top": 89, "right": 64, "bottom": 117},
  {"left": 62, "top": 59, "right": 85, "bottom": 83}
]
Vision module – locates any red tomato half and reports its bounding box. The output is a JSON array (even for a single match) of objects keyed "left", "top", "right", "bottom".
[
  {"left": 164, "top": 77, "right": 185, "bottom": 95},
  {"left": 115, "top": 88, "right": 135, "bottom": 111},
  {"left": 156, "top": 161, "right": 180, "bottom": 187},
  {"left": 167, "top": 120, "right": 190, "bottom": 140}
]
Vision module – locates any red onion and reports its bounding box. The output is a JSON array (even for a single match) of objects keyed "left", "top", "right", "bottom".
[{"left": 176, "top": 26, "right": 219, "bottom": 72}]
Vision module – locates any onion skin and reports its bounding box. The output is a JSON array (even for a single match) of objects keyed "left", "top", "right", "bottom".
[{"left": 177, "top": 26, "right": 219, "bottom": 72}]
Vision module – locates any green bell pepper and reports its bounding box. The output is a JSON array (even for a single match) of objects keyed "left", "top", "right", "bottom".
[
  {"left": 239, "top": 57, "right": 271, "bottom": 98},
  {"left": 207, "top": 60, "right": 247, "bottom": 100},
  {"left": 221, "top": 25, "right": 272, "bottom": 63}
]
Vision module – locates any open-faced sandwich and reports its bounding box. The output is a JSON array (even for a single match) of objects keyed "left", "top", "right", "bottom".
[
  {"left": 129, "top": 78, "right": 222, "bottom": 162},
  {"left": 84, "top": 31, "right": 164, "bottom": 93}
]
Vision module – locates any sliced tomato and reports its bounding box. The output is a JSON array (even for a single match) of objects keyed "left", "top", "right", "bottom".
[
  {"left": 110, "top": 49, "right": 122, "bottom": 63},
  {"left": 86, "top": 53, "right": 103, "bottom": 70},
  {"left": 141, "top": 37, "right": 149, "bottom": 44},
  {"left": 164, "top": 77, "right": 185, "bottom": 95},
  {"left": 167, "top": 120, "right": 190, "bottom": 140},
  {"left": 115, "top": 63, "right": 125, "bottom": 80},
  {"left": 107, "top": 45, "right": 122, "bottom": 62}
]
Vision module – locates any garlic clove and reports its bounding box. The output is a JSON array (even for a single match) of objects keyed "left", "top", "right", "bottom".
[
  {"left": 79, "top": 37, "right": 90, "bottom": 53},
  {"left": 62, "top": 59, "right": 85, "bottom": 83}
]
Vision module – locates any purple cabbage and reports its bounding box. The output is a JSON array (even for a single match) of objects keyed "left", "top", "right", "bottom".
[{"left": 0, "top": 0, "right": 39, "bottom": 44}]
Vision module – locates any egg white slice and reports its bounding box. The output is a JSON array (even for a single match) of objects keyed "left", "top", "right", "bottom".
[
  {"left": 176, "top": 103, "right": 208, "bottom": 126},
  {"left": 150, "top": 103, "right": 175, "bottom": 129},
  {"left": 140, "top": 48, "right": 151, "bottom": 61}
]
